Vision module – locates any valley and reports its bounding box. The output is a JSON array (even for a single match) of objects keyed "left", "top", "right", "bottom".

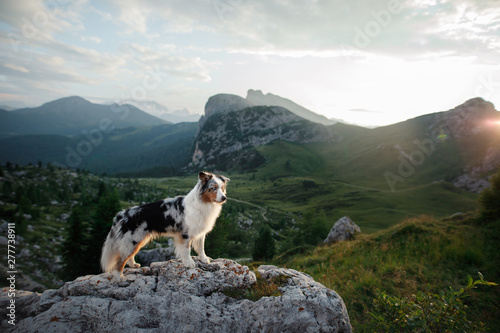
[{"left": 0, "top": 91, "right": 499, "bottom": 331}]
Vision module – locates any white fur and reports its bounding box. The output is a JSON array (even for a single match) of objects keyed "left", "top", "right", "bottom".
[{"left": 100, "top": 172, "right": 229, "bottom": 280}]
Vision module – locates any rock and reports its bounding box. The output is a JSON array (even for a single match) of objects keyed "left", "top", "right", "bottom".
[
  {"left": 192, "top": 104, "right": 337, "bottom": 167},
  {"left": 135, "top": 244, "right": 175, "bottom": 267},
  {"left": 426, "top": 97, "right": 497, "bottom": 139},
  {"left": 197, "top": 93, "right": 253, "bottom": 133},
  {"left": 0, "top": 258, "right": 352, "bottom": 332},
  {"left": 453, "top": 173, "right": 491, "bottom": 193},
  {"left": 204, "top": 93, "right": 253, "bottom": 119},
  {"left": 246, "top": 89, "right": 335, "bottom": 126},
  {"left": 324, "top": 216, "right": 361, "bottom": 243}
]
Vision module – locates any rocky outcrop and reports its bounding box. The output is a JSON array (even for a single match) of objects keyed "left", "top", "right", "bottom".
[
  {"left": 246, "top": 89, "right": 335, "bottom": 125},
  {"left": 135, "top": 244, "right": 175, "bottom": 267},
  {"left": 425, "top": 98, "right": 498, "bottom": 139},
  {"left": 324, "top": 216, "right": 361, "bottom": 243},
  {"left": 424, "top": 98, "right": 500, "bottom": 192},
  {"left": 205, "top": 94, "right": 253, "bottom": 119},
  {"left": 192, "top": 105, "right": 338, "bottom": 167},
  {"left": 1, "top": 258, "right": 352, "bottom": 332},
  {"left": 197, "top": 94, "right": 253, "bottom": 131}
]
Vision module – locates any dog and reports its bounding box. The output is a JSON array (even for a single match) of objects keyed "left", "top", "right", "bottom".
[{"left": 100, "top": 171, "right": 229, "bottom": 280}]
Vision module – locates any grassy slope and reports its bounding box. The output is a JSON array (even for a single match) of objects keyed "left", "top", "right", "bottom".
[
  {"left": 275, "top": 214, "right": 500, "bottom": 332},
  {"left": 225, "top": 135, "right": 479, "bottom": 234}
]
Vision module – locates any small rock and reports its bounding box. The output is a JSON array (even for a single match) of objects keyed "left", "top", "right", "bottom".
[{"left": 324, "top": 216, "right": 361, "bottom": 243}]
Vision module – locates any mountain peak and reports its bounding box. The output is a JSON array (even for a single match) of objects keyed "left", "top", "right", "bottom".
[
  {"left": 42, "top": 96, "right": 91, "bottom": 108},
  {"left": 422, "top": 97, "right": 499, "bottom": 142},
  {"left": 454, "top": 97, "right": 495, "bottom": 113},
  {"left": 245, "top": 89, "right": 335, "bottom": 125},
  {"left": 204, "top": 93, "right": 252, "bottom": 118},
  {"left": 0, "top": 96, "right": 166, "bottom": 137}
]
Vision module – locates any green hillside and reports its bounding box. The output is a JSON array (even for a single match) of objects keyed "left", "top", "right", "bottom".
[
  {"left": 226, "top": 137, "right": 478, "bottom": 233},
  {"left": 273, "top": 213, "right": 500, "bottom": 332},
  {"left": 0, "top": 122, "right": 197, "bottom": 175}
]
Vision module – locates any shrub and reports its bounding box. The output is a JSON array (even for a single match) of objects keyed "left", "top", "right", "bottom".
[
  {"left": 370, "top": 273, "right": 497, "bottom": 332},
  {"left": 253, "top": 226, "right": 276, "bottom": 261},
  {"left": 479, "top": 168, "right": 500, "bottom": 220}
]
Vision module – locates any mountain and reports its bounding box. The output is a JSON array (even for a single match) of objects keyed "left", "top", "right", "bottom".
[
  {"left": 0, "top": 122, "right": 197, "bottom": 175},
  {"left": 197, "top": 93, "right": 253, "bottom": 131},
  {"left": 309, "top": 97, "right": 500, "bottom": 192},
  {"left": 0, "top": 96, "right": 168, "bottom": 137},
  {"left": 158, "top": 108, "right": 201, "bottom": 124},
  {"left": 108, "top": 98, "right": 201, "bottom": 123},
  {"left": 191, "top": 93, "right": 339, "bottom": 170},
  {"left": 246, "top": 89, "right": 336, "bottom": 125},
  {"left": 1, "top": 93, "right": 498, "bottom": 188},
  {"left": 0, "top": 99, "right": 28, "bottom": 110}
]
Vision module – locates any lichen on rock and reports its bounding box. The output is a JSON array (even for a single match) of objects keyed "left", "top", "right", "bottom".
[{"left": 1, "top": 258, "right": 352, "bottom": 332}]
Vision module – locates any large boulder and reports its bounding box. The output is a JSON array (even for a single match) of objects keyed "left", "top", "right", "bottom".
[
  {"left": 324, "top": 216, "right": 361, "bottom": 243},
  {"left": 1, "top": 258, "right": 352, "bottom": 332},
  {"left": 135, "top": 243, "right": 175, "bottom": 267}
]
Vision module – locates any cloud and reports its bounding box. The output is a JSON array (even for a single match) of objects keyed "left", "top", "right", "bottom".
[
  {"left": 0, "top": 0, "right": 499, "bottom": 117},
  {"left": 81, "top": 36, "right": 102, "bottom": 43},
  {"left": 4, "top": 63, "right": 29, "bottom": 73},
  {"left": 120, "top": 0, "right": 498, "bottom": 63},
  {"left": 123, "top": 43, "right": 212, "bottom": 82}
]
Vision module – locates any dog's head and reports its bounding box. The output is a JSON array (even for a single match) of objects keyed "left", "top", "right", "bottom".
[{"left": 198, "top": 171, "right": 230, "bottom": 204}]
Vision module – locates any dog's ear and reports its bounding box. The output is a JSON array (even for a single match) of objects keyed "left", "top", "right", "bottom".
[
  {"left": 219, "top": 175, "right": 230, "bottom": 183},
  {"left": 199, "top": 171, "right": 212, "bottom": 182}
]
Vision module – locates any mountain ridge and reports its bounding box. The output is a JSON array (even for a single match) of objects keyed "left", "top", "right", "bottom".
[
  {"left": 0, "top": 96, "right": 167, "bottom": 137},
  {"left": 246, "top": 89, "right": 336, "bottom": 125},
  {"left": 191, "top": 98, "right": 339, "bottom": 169}
]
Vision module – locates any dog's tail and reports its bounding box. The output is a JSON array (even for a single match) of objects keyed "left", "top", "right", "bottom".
[{"left": 100, "top": 234, "right": 118, "bottom": 273}]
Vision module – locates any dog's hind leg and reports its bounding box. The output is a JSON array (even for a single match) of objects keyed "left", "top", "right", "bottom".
[
  {"left": 118, "top": 237, "right": 150, "bottom": 279},
  {"left": 127, "top": 257, "right": 141, "bottom": 268},
  {"left": 174, "top": 234, "right": 195, "bottom": 268},
  {"left": 192, "top": 234, "right": 210, "bottom": 264}
]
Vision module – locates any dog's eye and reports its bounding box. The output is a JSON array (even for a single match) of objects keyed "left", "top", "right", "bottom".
[{"left": 209, "top": 186, "right": 218, "bottom": 192}]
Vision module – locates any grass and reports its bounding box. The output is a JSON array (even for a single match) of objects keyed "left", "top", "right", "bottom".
[
  {"left": 222, "top": 270, "right": 287, "bottom": 301},
  {"left": 222, "top": 173, "right": 478, "bottom": 234},
  {"left": 274, "top": 213, "right": 500, "bottom": 332}
]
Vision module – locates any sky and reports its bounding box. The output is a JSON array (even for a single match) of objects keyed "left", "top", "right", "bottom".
[{"left": 0, "top": 0, "right": 499, "bottom": 127}]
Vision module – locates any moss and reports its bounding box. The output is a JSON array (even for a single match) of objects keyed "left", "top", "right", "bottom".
[{"left": 222, "top": 271, "right": 288, "bottom": 301}]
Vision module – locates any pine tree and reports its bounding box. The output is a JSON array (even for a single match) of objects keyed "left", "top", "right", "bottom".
[
  {"left": 205, "top": 211, "right": 230, "bottom": 258},
  {"left": 294, "top": 210, "right": 329, "bottom": 246},
  {"left": 253, "top": 226, "right": 275, "bottom": 261},
  {"left": 87, "top": 189, "right": 121, "bottom": 273},
  {"left": 60, "top": 206, "right": 88, "bottom": 281}
]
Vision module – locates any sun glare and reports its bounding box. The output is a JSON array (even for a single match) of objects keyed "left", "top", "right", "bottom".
[{"left": 485, "top": 119, "right": 500, "bottom": 127}]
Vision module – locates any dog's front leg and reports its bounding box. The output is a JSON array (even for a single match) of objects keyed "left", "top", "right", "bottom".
[
  {"left": 193, "top": 235, "right": 211, "bottom": 264},
  {"left": 175, "top": 235, "right": 196, "bottom": 268}
]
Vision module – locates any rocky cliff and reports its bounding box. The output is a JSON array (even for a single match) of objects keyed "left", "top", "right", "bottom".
[
  {"left": 424, "top": 98, "right": 499, "bottom": 139},
  {"left": 192, "top": 93, "right": 339, "bottom": 169},
  {"left": 425, "top": 98, "right": 500, "bottom": 192},
  {"left": 246, "top": 89, "right": 335, "bottom": 126},
  {"left": 1, "top": 259, "right": 352, "bottom": 332}
]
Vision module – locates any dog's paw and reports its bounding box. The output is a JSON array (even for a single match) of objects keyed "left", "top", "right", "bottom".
[
  {"left": 200, "top": 256, "right": 211, "bottom": 264},
  {"left": 130, "top": 263, "right": 141, "bottom": 268},
  {"left": 183, "top": 258, "right": 196, "bottom": 269},
  {"left": 113, "top": 271, "right": 126, "bottom": 282}
]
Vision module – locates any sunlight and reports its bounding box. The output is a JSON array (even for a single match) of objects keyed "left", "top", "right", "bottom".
[{"left": 484, "top": 119, "right": 500, "bottom": 127}]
